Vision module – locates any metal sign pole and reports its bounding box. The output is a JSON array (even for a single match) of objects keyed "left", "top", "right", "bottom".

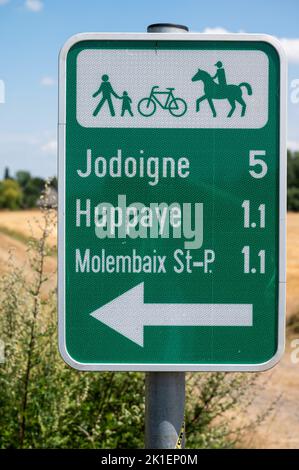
[
  {"left": 145, "top": 372, "right": 185, "bottom": 449},
  {"left": 145, "top": 23, "right": 188, "bottom": 450}
]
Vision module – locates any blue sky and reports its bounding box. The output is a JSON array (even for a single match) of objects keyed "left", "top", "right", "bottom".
[{"left": 0, "top": 0, "right": 298, "bottom": 178}]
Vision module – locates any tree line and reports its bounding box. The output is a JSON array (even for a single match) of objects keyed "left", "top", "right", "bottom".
[{"left": 0, "top": 168, "right": 57, "bottom": 210}]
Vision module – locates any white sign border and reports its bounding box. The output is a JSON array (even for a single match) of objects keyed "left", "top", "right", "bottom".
[{"left": 58, "top": 32, "right": 287, "bottom": 372}]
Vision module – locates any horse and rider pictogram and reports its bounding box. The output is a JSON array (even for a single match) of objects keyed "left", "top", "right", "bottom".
[{"left": 191, "top": 61, "right": 252, "bottom": 117}]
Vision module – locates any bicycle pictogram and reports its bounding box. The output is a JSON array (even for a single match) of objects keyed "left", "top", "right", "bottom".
[{"left": 137, "top": 86, "right": 188, "bottom": 117}]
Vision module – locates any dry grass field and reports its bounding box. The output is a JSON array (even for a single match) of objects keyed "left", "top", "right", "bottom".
[
  {"left": 286, "top": 212, "right": 299, "bottom": 319},
  {"left": 0, "top": 209, "right": 298, "bottom": 448},
  {"left": 0, "top": 208, "right": 57, "bottom": 248},
  {"left": 0, "top": 209, "right": 57, "bottom": 293}
]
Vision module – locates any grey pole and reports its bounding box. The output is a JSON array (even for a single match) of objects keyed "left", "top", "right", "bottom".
[
  {"left": 145, "top": 23, "right": 189, "bottom": 450},
  {"left": 145, "top": 372, "right": 186, "bottom": 449}
]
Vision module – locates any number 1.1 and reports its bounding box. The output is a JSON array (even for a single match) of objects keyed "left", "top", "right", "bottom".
[
  {"left": 242, "top": 246, "right": 266, "bottom": 274},
  {"left": 242, "top": 200, "right": 265, "bottom": 228}
]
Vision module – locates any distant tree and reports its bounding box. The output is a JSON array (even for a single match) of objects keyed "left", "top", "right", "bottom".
[
  {"left": 15, "top": 171, "right": 45, "bottom": 208},
  {"left": 26, "top": 177, "right": 46, "bottom": 207},
  {"left": 16, "top": 171, "right": 31, "bottom": 188},
  {"left": 0, "top": 179, "right": 22, "bottom": 210},
  {"left": 287, "top": 151, "right": 299, "bottom": 211},
  {"left": 4, "top": 167, "right": 11, "bottom": 180},
  {"left": 288, "top": 187, "right": 299, "bottom": 211}
]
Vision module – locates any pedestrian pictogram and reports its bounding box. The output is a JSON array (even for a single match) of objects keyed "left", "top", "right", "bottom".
[{"left": 92, "top": 74, "right": 120, "bottom": 117}]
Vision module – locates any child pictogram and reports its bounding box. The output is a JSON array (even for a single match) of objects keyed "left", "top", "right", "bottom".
[{"left": 120, "top": 91, "right": 134, "bottom": 117}]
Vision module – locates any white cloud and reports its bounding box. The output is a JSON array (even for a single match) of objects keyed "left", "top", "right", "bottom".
[
  {"left": 41, "top": 76, "right": 56, "bottom": 87},
  {"left": 25, "top": 0, "right": 43, "bottom": 12},
  {"left": 41, "top": 139, "right": 57, "bottom": 155},
  {"left": 0, "top": 132, "right": 39, "bottom": 145},
  {"left": 280, "top": 38, "right": 299, "bottom": 64},
  {"left": 201, "top": 27, "right": 232, "bottom": 35},
  {"left": 0, "top": 0, "right": 10, "bottom": 6},
  {"left": 201, "top": 27, "right": 299, "bottom": 64},
  {"left": 288, "top": 140, "right": 299, "bottom": 152},
  {"left": 0, "top": 132, "right": 57, "bottom": 155}
]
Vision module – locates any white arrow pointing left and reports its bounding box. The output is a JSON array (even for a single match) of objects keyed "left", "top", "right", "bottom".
[{"left": 90, "top": 283, "right": 253, "bottom": 347}]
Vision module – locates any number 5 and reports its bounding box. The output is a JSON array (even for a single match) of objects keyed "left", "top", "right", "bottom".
[{"left": 249, "top": 150, "right": 268, "bottom": 179}]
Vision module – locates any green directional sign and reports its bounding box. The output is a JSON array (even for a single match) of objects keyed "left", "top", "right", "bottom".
[{"left": 58, "top": 33, "right": 286, "bottom": 371}]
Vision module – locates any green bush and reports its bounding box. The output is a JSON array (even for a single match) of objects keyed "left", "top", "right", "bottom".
[
  {"left": 287, "top": 311, "right": 299, "bottom": 335},
  {"left": 287, "top": 187, "right": 299, "bottom": 211},
  {"left": 0, "top": 179, "right": 23, "bottom": 210},
  {"left": 288, "top": 151, "right": 299, "bottom": 211}
]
